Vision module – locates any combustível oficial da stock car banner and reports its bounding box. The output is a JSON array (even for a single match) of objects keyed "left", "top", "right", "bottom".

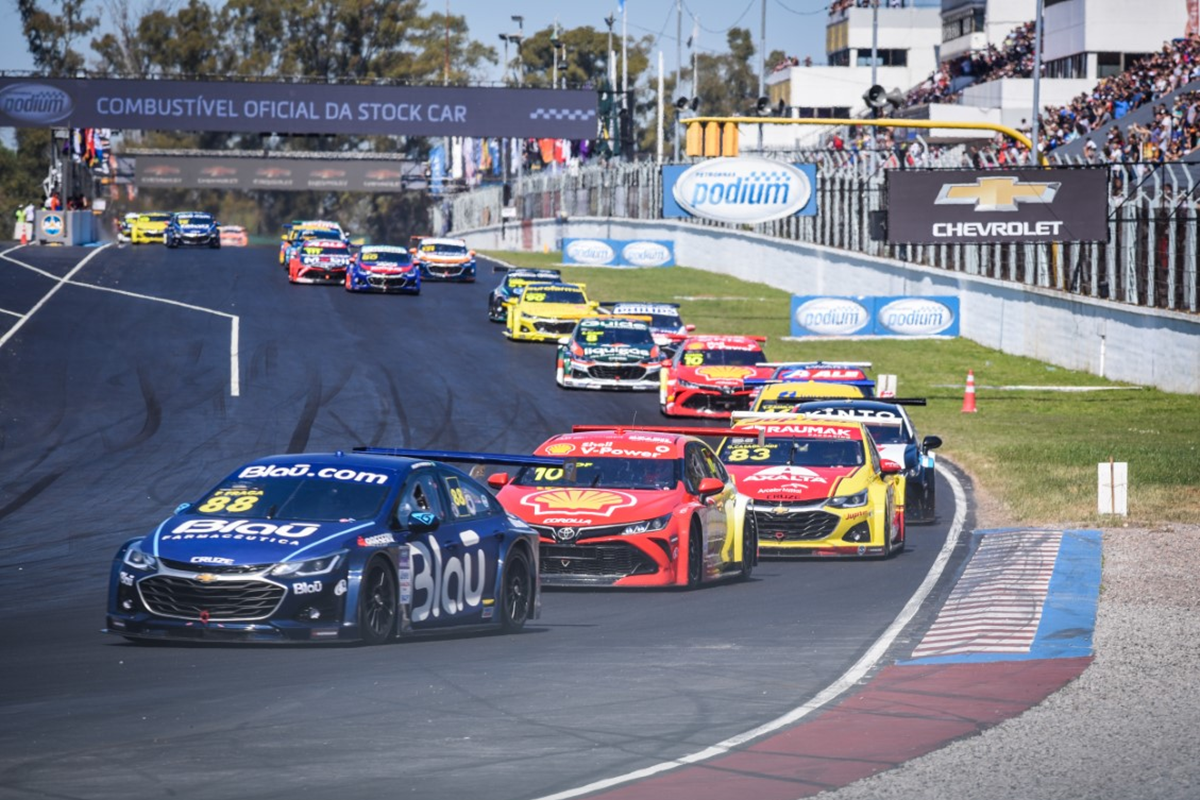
[
  {"left": 0, "top": 78, "right": 596, "bottom": 139},
  {"left": 885, "top": 167, "right": 1108, "bottom": 245},
  {"left": 790, "top": 295, "right": 960, "bottom": 338}
]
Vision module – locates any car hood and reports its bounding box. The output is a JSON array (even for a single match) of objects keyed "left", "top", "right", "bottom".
[
  {"left": 675, "top": 364, "right": 774, "bottom": 387},
  {"left": 521, "top": 302, "right": 595, "bottom": 319},
  {"left": 499, "top": 487, "right": 684, "bottom": 527},
  {"left": 728, "top": 464, "right": 862, "bottom": 502},
  {"left": 148, "top": 515, "right": 376, "bottom": 566}
]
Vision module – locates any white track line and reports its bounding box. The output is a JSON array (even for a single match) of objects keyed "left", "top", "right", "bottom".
[
  {"left": 0, "top": 244, "right": 240, "bottom": 396},
  {"left": 532, "top": 465, "right": 969, "bottom": 800}
]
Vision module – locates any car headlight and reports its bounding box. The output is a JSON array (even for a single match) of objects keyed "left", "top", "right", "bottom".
[
  {"left": 676, "top": 379, "right": 707, "bottom": 390},
  {"left": 270, "top": 553, "right": 342, "bottom": 577},
  {"left": 827, "top": 490, "right": 869, "bottom": 509},
  {"left": 621, "top": 514, "right": 672, "bottom": 535},
  {"left": 123, "top": 541, "right": 159, "bottom": 572}
]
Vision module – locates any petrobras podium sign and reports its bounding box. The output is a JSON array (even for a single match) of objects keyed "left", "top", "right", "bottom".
[
  {"left": 791, "top": 296, "right": 960, "bottom": 338},
  {"left": 662, "top": 157, "right": 817, "bottom": 224},
  {"left": 562, "top": 238, "right": 675, "bottom": 268},
  {"left": 885, "top": 168, "right": 1109, "bottom": 244}
]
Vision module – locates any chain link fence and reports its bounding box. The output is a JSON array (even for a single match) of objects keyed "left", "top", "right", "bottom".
[{"left": 440, "top": 151, "right": 1199, "bottom": 314}]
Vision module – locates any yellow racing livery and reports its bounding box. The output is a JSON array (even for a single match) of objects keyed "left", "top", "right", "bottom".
[
  {"left": 717, "top": 413, "right": 906, "bottom": 558},
  {"left": 504, "top": 282, "right": 602, "bottom": 342},
  {"left": 130, "top": 212, "right": 172, "bottom": 244}
]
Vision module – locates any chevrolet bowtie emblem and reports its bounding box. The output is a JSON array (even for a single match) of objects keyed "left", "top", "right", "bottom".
[{"left": 934, "top": 177, "right": 1061, "bottom": 212}]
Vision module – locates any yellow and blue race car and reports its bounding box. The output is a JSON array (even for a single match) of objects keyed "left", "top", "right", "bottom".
[
  {"left": 716, "top": 413, "right": 906, "bottom": 558},
  {"left": 748, "top": 380, "right": 866, "bottom": 412},
  {"left": 503, "top": 281, "right": 601, "bottom": 342}
]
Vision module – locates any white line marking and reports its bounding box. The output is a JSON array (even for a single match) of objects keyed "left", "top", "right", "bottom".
[
  {"left": 531, "top": 465, "right": 969, "bottom": 800},
  {"left": 0, "top": 245, "right": 241, "bottom": 396}
]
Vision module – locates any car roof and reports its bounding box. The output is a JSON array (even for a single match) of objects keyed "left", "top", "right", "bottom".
[
  {"left": 418, "top": 237, "right": 468, "bottom": 246},
  {"left": 533, "top": 430, "right": 691, "bottom": 459}
]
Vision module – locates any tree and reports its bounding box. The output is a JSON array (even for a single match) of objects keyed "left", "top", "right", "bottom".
[{"left": 18, "top": 0, "right": 99, "bottom": 76}]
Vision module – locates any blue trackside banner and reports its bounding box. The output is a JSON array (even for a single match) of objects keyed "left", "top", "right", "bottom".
[
  {"left": 0, "top": 78, "right": 597, "bottom": 139},
  {"left": 561, "top": 238, "right": 675, "bottom": 268},
  {"left": 790, "top": 295, "right": 960, "bottom": 337}
]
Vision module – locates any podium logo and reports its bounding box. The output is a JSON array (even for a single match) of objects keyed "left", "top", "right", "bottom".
[
  {"left": 0, "top": 83, "right": 74, "bottom": 124},
  {"left": 673, "top": 157, "right": 814, "bottom": 224}
]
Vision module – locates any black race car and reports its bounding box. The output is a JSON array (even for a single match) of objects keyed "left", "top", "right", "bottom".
[{"left": 488, "top": 267, "right": 563, "bottom": 322}]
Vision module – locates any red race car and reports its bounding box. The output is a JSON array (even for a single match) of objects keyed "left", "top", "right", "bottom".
[
  {"left": 287, "top": 239, "right": 354, "bottom": 285},
  {"left": 659, "top": 334, "right": 773, "bottom": 418},
  {"left": 488, "top": 428, "right": 755, "bottom": 588}
]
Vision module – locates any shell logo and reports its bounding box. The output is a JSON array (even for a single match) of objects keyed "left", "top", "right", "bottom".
[
  {"left": 521, "top": 489, "right": 636, "bottom": 517},
  {"left": 544, "top": 443, "right": 577, "bottom": 456},
  {"left": 695, "top": 366, "right": 755, "bottom": 381}
]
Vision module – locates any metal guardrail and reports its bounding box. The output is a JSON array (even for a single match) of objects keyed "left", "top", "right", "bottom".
[{"left": 440, "top": 154, "right": 1198, "bottom": 314}]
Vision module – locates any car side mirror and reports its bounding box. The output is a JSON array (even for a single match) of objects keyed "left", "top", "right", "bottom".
[
  {"left": 685, "top": 324, "right": 696, "bottom": 332},
  {"left": 557, "top": 337, "right": 570, "bottom": 345},
  {"left": 922, "top": 435, "right": 943, "bottom": 453},
  {"left": 486, "top": 472, "right": 511, "bottom": 489},
  {"left": 405, "top": 511, "right": 440, "bottom": 534},
  {"left": 696, "top": 477, "right": 726, "bottom": 498},
  {"left": 880, "top": 459, "right": 903, "bottom": 475}
]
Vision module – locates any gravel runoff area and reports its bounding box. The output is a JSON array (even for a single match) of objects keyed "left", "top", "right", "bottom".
[{"left": 815, "top": 524, "right": 1200, "bottom": 800}]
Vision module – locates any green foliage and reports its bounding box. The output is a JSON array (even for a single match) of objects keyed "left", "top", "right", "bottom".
[{"left": 482, "top": 252, "right": 1200, "bottom": 527}]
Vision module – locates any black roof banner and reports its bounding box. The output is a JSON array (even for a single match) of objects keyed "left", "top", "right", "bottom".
[
  {"left": 135, "top": 155, "right": 426, "bottom": 193},
  {"left": 885, "top": 167, "right": 1109, "bottom": 244},
  {"left": 0, "top": 78, "right": 597, "bottom": 139}
]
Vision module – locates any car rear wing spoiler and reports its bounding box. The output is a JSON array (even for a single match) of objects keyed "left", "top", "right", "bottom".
[
  {"left": 756, "top": 361, "right": 873, "bottom": 368},
  {"left": 354, "top": 447, "right": 564, "bottom": 468},
  {"left": 599, "top": 301, "right": 682, "bottom": 311},
  {"left": 796, "top": 398, "right": 928, "bottom": 407},
  {"left": 569, "top": 422, "right": 886, "bottom": 445}
]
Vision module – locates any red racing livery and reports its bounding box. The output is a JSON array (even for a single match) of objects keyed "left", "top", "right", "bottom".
[
  {"left": 659, "top": 334, "right": 774, "bottom": 418},
  {"left": 488, "top": 429, "right": 754, "bottom": 588}
]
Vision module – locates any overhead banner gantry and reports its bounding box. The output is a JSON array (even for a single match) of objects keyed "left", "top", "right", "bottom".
[{"left": 0, "top": 77, "right": 597, "bottom": 139}]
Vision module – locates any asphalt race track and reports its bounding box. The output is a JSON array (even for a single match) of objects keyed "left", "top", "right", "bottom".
[{"left": 0, "top": 243, "right": 968, "bottom": 800}]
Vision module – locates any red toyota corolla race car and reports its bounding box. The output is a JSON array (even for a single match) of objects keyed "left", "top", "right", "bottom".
[
  {"left": 488, "top": 428, "right": 755, "bottom": 588},
  {"left": 659, "top": 334, "right": 774, "bottom": 418}
]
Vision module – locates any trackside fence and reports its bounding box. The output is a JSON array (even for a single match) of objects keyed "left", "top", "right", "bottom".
[{"left": 438, "top": 155, "right": 1199, "bottom": 314}]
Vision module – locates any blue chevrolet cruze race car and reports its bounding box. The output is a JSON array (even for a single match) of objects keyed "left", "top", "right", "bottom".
[
  {"left": 345, "top": 245, "right": 421, "bottom": 294},
  {"left": 106, "top": 448, "right": 558, "bottom": 644},
  {"left": 164, "top": 211, "right": 220, "bottom": 248}
]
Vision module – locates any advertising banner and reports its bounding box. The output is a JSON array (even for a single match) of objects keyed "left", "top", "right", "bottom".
[
  {"left": 135, "top": 155, "right": 424, "bottom": 192},
  {"left": 790, "top": 295, "right": 960, "bottom": 338},
  {"left": 562, "top": 238, "right": 675, "bottom": 267},
  {"left": 663, "top": 157, "right": 817, "bottom": 224},
  {"left": 885, "top": 167, "right": 1108, "bottom": 244},
  {"left": 0, "top": 78, "right": 597, "bottom": 139}
]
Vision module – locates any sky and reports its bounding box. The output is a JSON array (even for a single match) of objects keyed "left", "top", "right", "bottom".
[{"left": 0, "top": 0, "right": 835, "bottom": 82}]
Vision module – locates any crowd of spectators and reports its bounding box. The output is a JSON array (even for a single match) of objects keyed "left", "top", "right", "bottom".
[
  {"left": 905, "top": 22, "right": 1038, "bottom": 106},
  {"left": 829, "top": 0, "right": 906, "bottom": 16}
]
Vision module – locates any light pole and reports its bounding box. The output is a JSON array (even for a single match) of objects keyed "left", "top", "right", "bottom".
[
  {"left": 498, "top": 34, "right": 511, "bottom": 83},
  {"left": 512, "top": 15, "right": 525, "bottom": 85}
]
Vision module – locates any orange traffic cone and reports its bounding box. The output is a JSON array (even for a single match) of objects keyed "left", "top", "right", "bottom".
[
  {"left": 20, "top": 225, "right": 27, "bottom": 246},
  {"left": 961, "top": 370, "right": 977, "bottom": 413}
]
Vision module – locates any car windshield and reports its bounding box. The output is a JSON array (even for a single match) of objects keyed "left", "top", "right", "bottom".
[
  {"left": 176, "top": 214, "right": 212, "bottom": 225},
  {"left": 140, "top": 214, "right": 170, "bottom": 223},
  {"left": 525, "top": 286, "right": 587, "bottom": 304},
  {"left": 612, "top": 307, "right": 682, "bottom": 331},
  {"left": 512, "top": 458, "right": 679, "bottom": 490},
  {"left": 193, "top": 475, "right": 392, "bottom": 522},
  {"left": 576, "top": 323, "right": 655, "bottom": 347},
  {"left": 298, "top": 228, "right": 342, "bottom": 241},
  {"left": 679, "top": 347, "right": 762, "bottom": 367},
  {"left": 421, "top": 243, "right": 467, "bottom": 255},
  {"left": 361, "top": 250, "right": 410, "bottom": 266},
  {"left": 718, "top": 437, "right": 864, "bottom": 467}
]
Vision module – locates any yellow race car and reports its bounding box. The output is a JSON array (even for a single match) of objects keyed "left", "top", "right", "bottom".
[
  {"left": 749, "top": 380, "right": 865, "bottom": 412},
  {"left": 503, "top": 281, "right": 601, "bottom": 342},
  {"left": 130, "top": 212, "right": 172, "bottom": 244},
  {"left": 716, "top": 413, "right": 906, "bottom": 558}
]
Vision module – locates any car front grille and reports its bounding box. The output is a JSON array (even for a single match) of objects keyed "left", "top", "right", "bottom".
[
  {"left": 681, "top": 392, "right": 752, "bottom": 413},
  {"left": 749, "top": 507, "right": 842, "bottom": 542},
  {"left": 532, "top": 320, "right": 576, "bottom": 335},
  {"left": 539, "top": 542, "right": 657, "bottom": 577},
  {"left": 138, "top": 575, "right": 286, "bottom": 621},
  {"left": 368, "top": 274, "right": 414, "bottom": 288},
  {"left": 590, "top": 364, "right": 649, "bottom": 381}
]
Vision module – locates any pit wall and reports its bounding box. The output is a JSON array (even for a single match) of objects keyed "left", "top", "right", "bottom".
[{"left": 458, "top": 217, "right": 1200, "bottom": 395}]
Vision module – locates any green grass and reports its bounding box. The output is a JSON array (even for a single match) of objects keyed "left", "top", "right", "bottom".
[{"left": 483, "top": 252, "right": 1200, "bottom": 527}]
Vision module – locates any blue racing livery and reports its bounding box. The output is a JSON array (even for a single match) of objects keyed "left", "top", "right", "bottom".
[
  {"left": 106, "top": 449, "right": 560, "bottom": 644},
  {"left": 164, "top": 211, "right": 220, "bottom": 248},
  {"left": 345, "top": 245, "right": 421, "bottom": 294}
]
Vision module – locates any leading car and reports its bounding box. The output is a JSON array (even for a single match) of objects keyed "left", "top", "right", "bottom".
[
  {"left": 345, "top": 245, "right": 421, "bottom": 294},
  {"left": 105, "top": 449, "right": 552, "bottom": 645},
  {"left": 164, "top": 211, "right": 220, "bottom": 248}
]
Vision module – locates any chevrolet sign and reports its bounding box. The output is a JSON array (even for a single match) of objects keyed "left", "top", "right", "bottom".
[{"left": 885, "top": 168, "right": 1108, "bottom": 244}]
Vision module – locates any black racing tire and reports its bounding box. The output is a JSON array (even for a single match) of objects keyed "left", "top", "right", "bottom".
[
  {"left": 498, "top": 548, "right": 534, "bottom": 633},
  {"left": 739, "top": 511, "right": 756, "bottom": 581},
  {"left": 357, "top": 559, "right": 396, "bottom": 645},
  {"left": 686, "top": 518, "right": 704, "bottom": 588}
]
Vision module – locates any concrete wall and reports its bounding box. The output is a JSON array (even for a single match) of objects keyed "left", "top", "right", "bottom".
[{"left": 460, "top": 217, "right": 1200, "bottom": 394}]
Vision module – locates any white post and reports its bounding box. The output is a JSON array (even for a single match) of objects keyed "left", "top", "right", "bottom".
[
  {"left": 1097, "top": 459, "right": 1128, "bottom": 516},
  {"left": 657, "top": 51, "right": 664, "bottom": 164}
]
